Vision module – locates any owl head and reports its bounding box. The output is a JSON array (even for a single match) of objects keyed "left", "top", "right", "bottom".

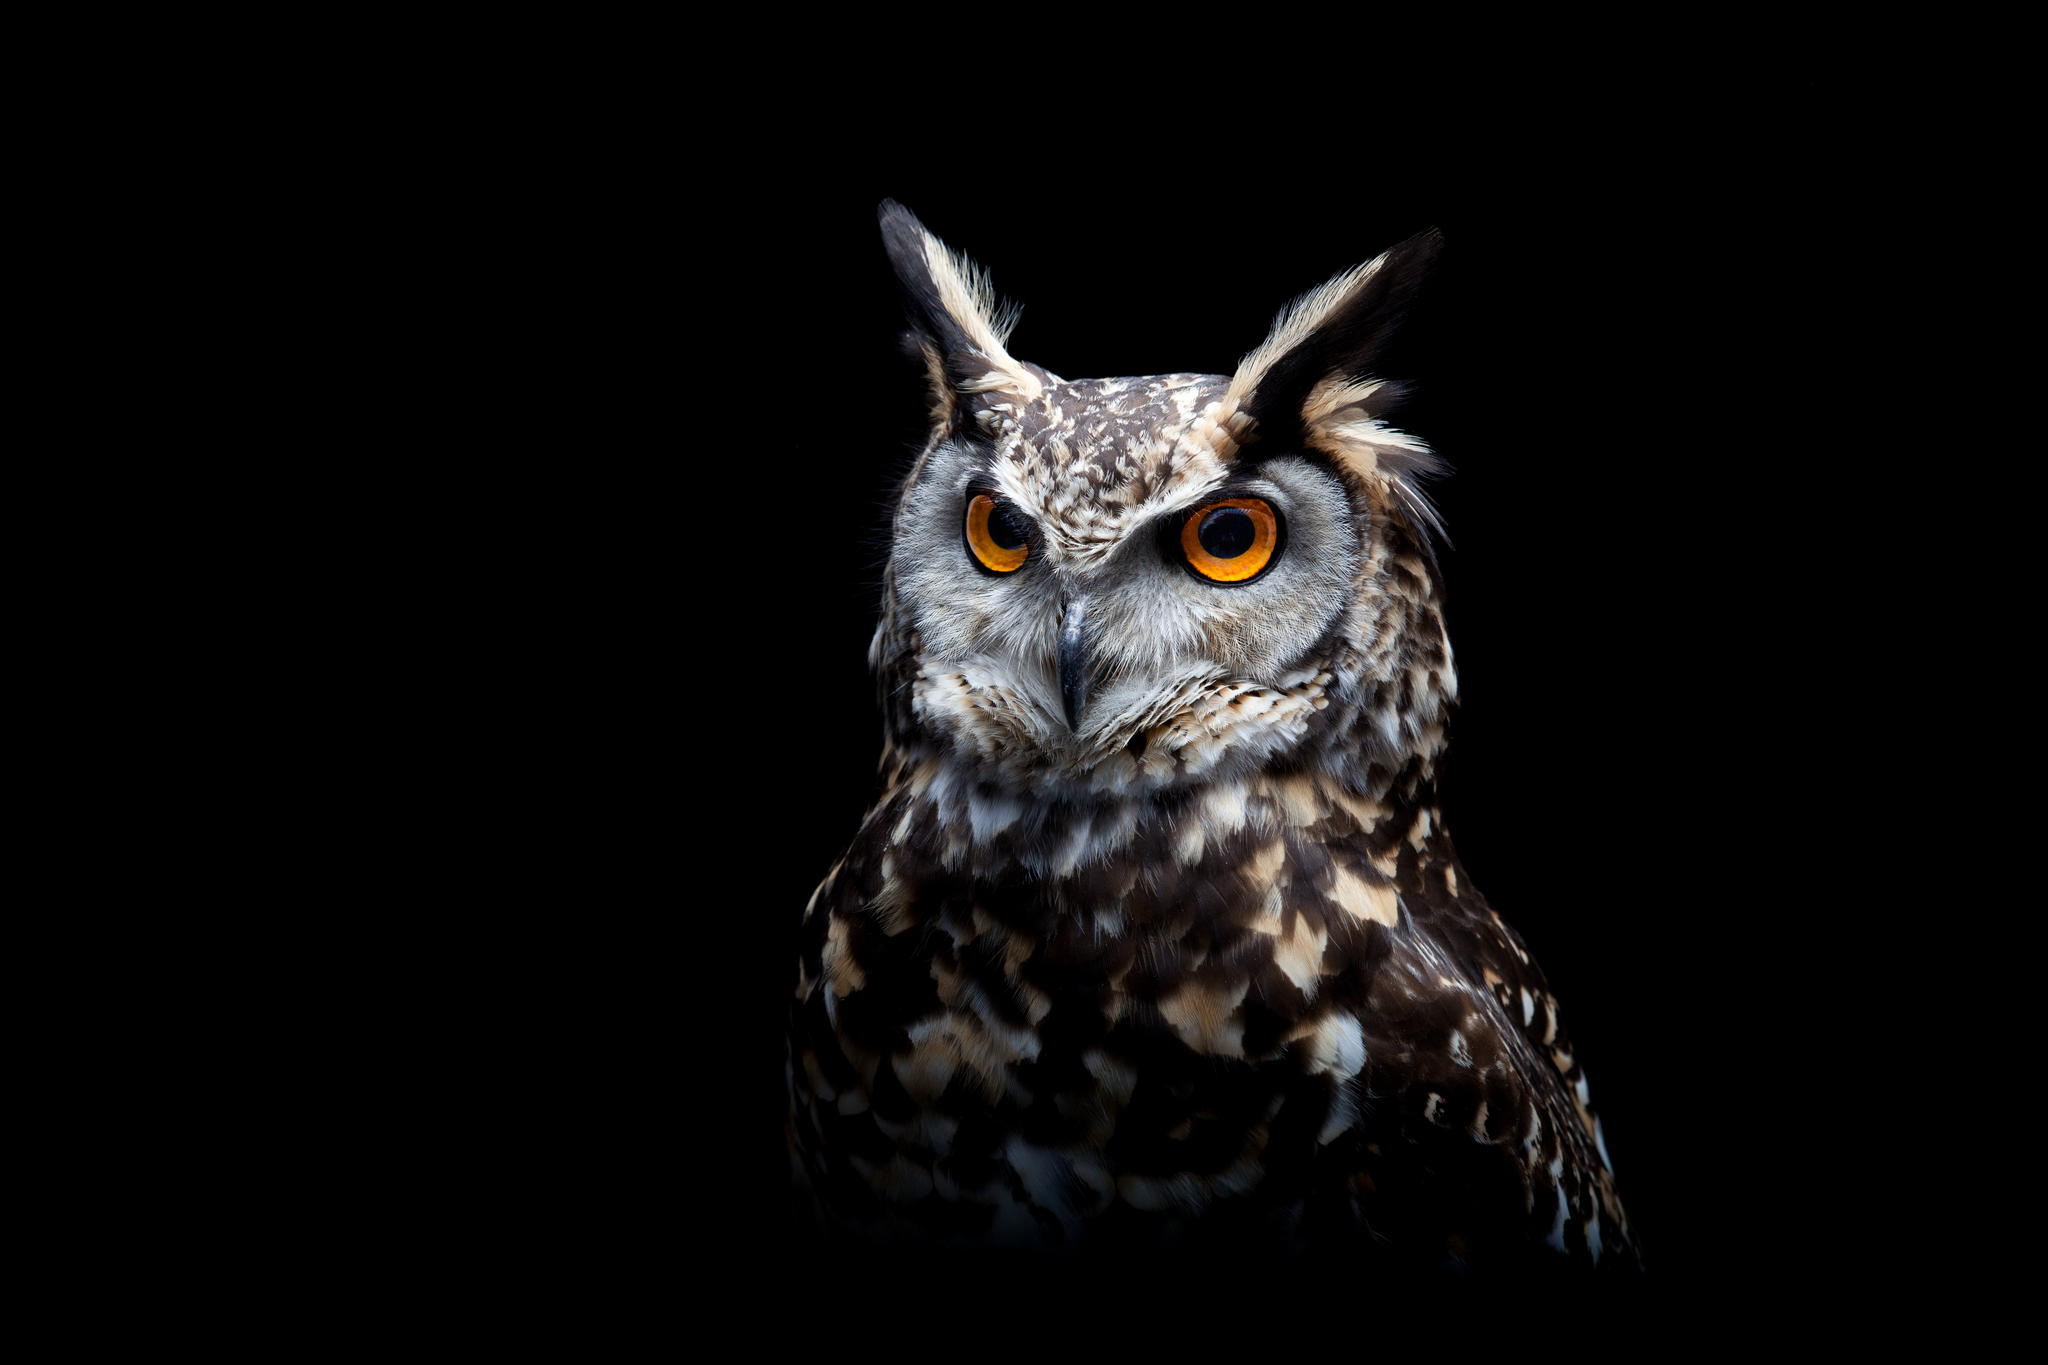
[{"left": 871, "top": 203, "right": 1456, "bottom": 801}]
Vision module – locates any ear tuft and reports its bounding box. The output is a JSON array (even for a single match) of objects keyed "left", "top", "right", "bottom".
[
  {"left": 1225, "top": 228, "right": 1442, "bottom": 443},
  {"left": 1224, "top": 230, "right": 1446, "bottom": 541},
  {"left": 878, "top": 202, "right": 1041, "bottom": 429}
]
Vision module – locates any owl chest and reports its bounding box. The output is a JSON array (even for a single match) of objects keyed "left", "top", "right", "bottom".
[{"left": 788, "top": 844, "right": 1400, "bottom": 1238}]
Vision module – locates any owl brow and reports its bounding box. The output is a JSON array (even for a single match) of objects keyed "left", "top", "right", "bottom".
[
  {"left": 960, "top": 474, "right": 1036, "bottom": 521},
  {"left": 1156, "top": 476, "right": 1285, "bottom": 523}
]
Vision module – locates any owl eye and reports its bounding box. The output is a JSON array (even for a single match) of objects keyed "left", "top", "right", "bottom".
[
  {"left": 965, "top": 493, "right": 1031, "bottom": 574},
  {"left": 1180, "top": 498, "right": 1281, "bottom": 584}
]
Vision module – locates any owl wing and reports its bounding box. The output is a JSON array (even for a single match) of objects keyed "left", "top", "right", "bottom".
[{"left": 1353, "top": 867, "right": 1638, "bottom": 1269}]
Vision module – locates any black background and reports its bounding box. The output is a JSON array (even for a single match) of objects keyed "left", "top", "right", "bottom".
[{"left": 471, "top": 80, "right": 1888, "bottom": 1313}]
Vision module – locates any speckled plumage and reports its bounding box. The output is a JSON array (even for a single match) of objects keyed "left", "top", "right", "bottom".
[{"left": 786, "top": 203, "right": 1638, "bottom": 1274}]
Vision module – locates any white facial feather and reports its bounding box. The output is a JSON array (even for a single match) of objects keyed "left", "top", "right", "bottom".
[{"left": 889, "top": 428, "right": 1373, "bottom": 792}]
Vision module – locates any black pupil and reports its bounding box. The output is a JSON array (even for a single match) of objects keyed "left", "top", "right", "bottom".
[
  {"left": 1197, "top": 507, "right": 1257, "bottom": 560},
  {"left": 986, "top": 501, "right": 1029, "bottom": 550}
]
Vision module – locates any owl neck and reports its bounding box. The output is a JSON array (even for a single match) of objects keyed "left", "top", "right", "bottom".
[{"left": 870, "top": 711, "right": 1452, "bottom": 898}]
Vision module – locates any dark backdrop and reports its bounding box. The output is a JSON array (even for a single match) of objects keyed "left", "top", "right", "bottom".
[
  {"left": 504, "top": 91, "right": 1870, "bottom": 1310},
  {"left": 704, "top": 136, "right": 1845, "bottom": 1284}
]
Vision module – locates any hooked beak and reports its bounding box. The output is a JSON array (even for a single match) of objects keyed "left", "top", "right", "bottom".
[{"left": 1057, "top": 598, "right": 1089, "bottom": 731}]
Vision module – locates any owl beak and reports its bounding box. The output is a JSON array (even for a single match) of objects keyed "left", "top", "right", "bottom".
[{"left": 1057, "top": 598, "right": 1089, "bottom": 731}]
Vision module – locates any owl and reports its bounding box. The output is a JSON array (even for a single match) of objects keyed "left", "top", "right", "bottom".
[{"left": 786, "top": 202, "right": 1638, "bottom": 1275}]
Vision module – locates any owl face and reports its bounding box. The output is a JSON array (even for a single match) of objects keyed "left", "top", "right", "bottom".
[
  {"left": 874, "top": 204, "right": 1450, "bottom": 797},
  {"left": 892, "top": 384, "right": 1365, "bottom": 781}
]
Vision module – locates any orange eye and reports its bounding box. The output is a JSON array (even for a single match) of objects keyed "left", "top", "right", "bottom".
[
  {"left": 1180, "top": 498, "right": 1280, "bottom": 583},
  {"left": 965, "top": 493, "right": 1031, "bottom": 574}
]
